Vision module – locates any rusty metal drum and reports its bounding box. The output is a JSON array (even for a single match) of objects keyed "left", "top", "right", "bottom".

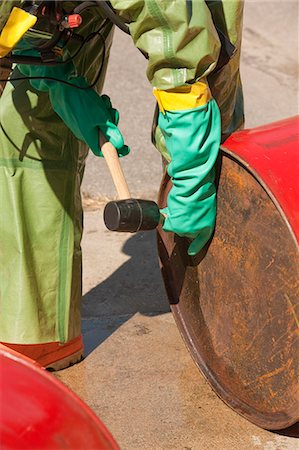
[{"left": 157, "top": 116, "right": 299, "bottom": 430}]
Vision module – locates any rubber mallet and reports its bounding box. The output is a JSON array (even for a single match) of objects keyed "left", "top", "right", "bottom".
[{"left": 100, "top": 133, "right": 162, "bottom": 232}]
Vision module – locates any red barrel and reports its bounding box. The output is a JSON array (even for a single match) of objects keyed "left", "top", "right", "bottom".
[
  {"left": 0, "top": 345, "right": 119, "bottom": 449},
  {"left": 224, "top": 116, "right": 299, "bottom": 243},
  {"left": 157, "top": 116, "right": 299, "bottom": 430}
]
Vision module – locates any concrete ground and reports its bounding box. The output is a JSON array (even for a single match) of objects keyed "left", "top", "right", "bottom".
[
  {"left": 57, "top": 213, "right": 299, "bottom": 450},
  {"left": 56, "top": 2, "right": 299, "bottom": 449}
]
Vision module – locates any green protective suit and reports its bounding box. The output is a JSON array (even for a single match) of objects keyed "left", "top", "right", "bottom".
[{"left": 0, "top": 0, "right": 244, "bottom": 345}]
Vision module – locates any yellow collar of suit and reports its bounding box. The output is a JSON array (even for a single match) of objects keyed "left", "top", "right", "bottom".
[{"left": 0, "top": 7, "right": 37, "bottom": 57}]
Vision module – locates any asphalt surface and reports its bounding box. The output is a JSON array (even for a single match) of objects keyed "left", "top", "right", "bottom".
[{"left": 57, "top": 3, "right": 299, "bottom": 449}]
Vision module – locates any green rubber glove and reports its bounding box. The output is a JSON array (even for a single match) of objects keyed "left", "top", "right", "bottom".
[
  {"left": 159, "top": 99, "right": 221, "bottom": 256},
  {"left": 17, "top": 61, "right": 129, "bottom": 157}
]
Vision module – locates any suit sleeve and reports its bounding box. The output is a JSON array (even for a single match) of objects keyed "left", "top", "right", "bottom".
[{"left": 110, "top": 0, "right": 220, "bottom": 89}]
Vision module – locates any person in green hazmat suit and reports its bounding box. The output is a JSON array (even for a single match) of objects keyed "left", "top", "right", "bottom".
[{"left": 0, "top": 1, "right": 244, "bottom": 369}]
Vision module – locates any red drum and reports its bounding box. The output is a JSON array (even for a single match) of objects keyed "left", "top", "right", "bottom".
[
  {"left": 157, "top": 116, "right": 299, "bottom": 430},
  {"left": 0, "top": 345, "right": 119, "bottom": 449}
]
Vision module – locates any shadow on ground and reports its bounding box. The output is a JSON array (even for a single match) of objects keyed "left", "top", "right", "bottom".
[
  {"left": 79, "top": 218, "right": 299, "bottom": 440},
  {"left": 275, "top": 422, "right": 299, "bottom": 438},
  {"left": 81, "top": 230, "right": 170, "bottom": 356}
]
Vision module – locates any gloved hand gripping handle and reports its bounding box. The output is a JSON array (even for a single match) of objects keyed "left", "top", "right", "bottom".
[{"left": 100, "top": 131, "right": 161, "bottom": 232}]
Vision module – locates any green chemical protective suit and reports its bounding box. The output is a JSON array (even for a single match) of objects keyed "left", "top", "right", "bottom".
[{"left": 0, "top": 0, "right": 244, "bottom": 367}]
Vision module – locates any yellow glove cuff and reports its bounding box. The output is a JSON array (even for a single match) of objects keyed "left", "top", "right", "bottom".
[
  {"left": 0, "top": 7, "right": 37, "bottom": 57},
  {"left": 153, "top": 80, "right": 212, "bottom": 114}
]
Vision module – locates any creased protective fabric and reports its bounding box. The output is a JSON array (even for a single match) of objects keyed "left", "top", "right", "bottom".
[
  {"left": 207, "top": 0, "right": 244, "bottom": 140},
  {"left": 111, "top": 0, "right": 221, "bottom": 89},
  {"left": 159, "top": 99, "right": 221, "bottom": 255},
  {"left": 0, "top": 4, "right": 113, "bottom": 344},
  {"left": 0, "top": 71, "right": 84, "bottom": 343},
  {"left": 111, "top": 0, "right": 244, "bottom": 147}
]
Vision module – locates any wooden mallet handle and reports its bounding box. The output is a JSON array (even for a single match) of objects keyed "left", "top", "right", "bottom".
[{"left": 99, "top": 132, "right": 131, "bottom": 200}]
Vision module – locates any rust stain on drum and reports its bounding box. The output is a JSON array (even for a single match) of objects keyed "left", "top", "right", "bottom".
[{"left": 157, "top": 152, "right": 299, "bottom": 430}]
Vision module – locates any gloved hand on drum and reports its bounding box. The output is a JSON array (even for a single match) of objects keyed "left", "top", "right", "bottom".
[{"left": 154, "top": 81, "right": 221, "bottom": 256}]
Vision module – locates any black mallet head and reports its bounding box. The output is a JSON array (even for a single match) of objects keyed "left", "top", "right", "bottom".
[{"left": 104, "top": 199, "right": 161, "bottom": 232}]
